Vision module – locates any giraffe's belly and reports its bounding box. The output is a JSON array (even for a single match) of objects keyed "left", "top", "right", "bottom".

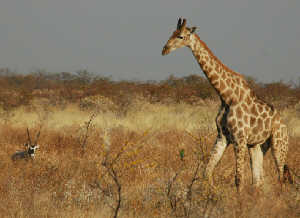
[
  {"left": 247, "top": 131, "right": 271, "bottom": 145},
  {"left": 245, "top": 117, "right": 273, "bottom": 145}
]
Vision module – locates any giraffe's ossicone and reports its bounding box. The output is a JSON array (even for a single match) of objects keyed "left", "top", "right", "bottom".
[{"left": 162, "top": 18, "right": 292, "bottom": 193}]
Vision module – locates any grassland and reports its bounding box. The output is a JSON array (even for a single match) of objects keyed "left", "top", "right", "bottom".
[{"left": 0, "top": 71, "right": 299, "bottom": 217}]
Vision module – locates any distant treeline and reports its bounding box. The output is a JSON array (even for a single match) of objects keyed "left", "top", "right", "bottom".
[{"left": 0, "top": 68, "right": 299, "bottom": 110}]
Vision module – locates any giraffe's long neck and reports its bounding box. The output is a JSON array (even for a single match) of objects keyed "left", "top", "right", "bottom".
[{"left": 189, "top": 34, "right": 251, "bottom": 105}]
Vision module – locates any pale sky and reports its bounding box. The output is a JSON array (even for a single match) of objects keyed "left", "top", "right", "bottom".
[{"left": 0, "top": 0, "right": 300, "bottom": 82}]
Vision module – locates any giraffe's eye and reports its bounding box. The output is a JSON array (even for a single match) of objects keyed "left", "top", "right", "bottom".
[{"left": 177, "top": 36, "right": 183, "bottom": 39}]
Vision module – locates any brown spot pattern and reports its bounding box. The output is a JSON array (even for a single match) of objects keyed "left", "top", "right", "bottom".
[
  {"left": 250, "top": 117, "right": 256, "bottom": 127},
  {"left": 237, "top": 130, "right": 244, "bottom": 138},
  {"left": 229, "top": 118, "right": 236, "bottom": 128},
  {"left": 226, "top": 79, "right": 231, "bottom": 86},
  {"left": 209, "top": 73, "right": 219, "bottom": 81},
  {"left": 215, "top": 63, "right": 220, "bottom": 71},
  {"left": 232, "top": 126, "right": 238, "bottom": 133},
  {"left": 236, "top": 106, "right": 243, "bottom": 119},
  {"left": 276, "top": 132, "right": 280, "bottom": 138},
  {"left": 251, "top": 105, "right": 258, "bottom": 116},
  {"left": 212, "top": 80, "right": 220, "bottom": 88},
  {"left": 223, "top": 89, "right": 233, "bottom": 99},
  {"left": 241, "top": 103, "right": 248, "bottom": 112},
  {"left": 239, "top": 89, "right": 245, "bottom": 101},
  {"left": 257, "top": 118, "right": 263, "bottom": 131},
  {"left": 262, "top": 131, "right": 269, "bottom": 138},
  {"left": 258, "top": 105, "right": 263, "bottom": 113},
  {"left": 265, "top": 118, "right": 270, "bottom": 129},
  {"left": 261, "top": 112, "right": 267, "bottom": 118},
  {"left": 231, "top": 96, "right": 238, "bottom": 105},
  {"left": 222, "top": 71, "right": 226, "bottom": 78},
  {"left": 234, "top": 87, "right": 239, "bottom": 96},
  {"left": 245, "top": 95, "right": 252, "bottom": 105},
  {"left": 243, "top": 115, "right": 249, "bottom": 124},
  {"left": 252, "top": 126, "right": 259, "bottom": 134},
  {"left": 219, "top": 80, "right": 226, "bottom": 91}
]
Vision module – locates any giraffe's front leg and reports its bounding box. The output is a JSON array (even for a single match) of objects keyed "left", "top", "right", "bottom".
[
  {"left": 205, "top": 135, "right": 227, "bottom": 184},
  {"left": 234, "top": 141, "right": 247, "bottom": 194}
]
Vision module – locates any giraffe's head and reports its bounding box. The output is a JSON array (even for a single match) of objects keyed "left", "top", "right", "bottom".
[{"left": 162, "top": 18, "right": 196, "bottom": 56}]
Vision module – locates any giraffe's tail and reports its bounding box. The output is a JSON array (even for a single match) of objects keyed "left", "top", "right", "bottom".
[{"left": 283, "top": 165, "right": 294, "bottom": 184}]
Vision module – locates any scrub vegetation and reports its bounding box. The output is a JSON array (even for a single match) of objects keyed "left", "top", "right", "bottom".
[{"left": 0, "top": 69, "right": 299, "bottom": 217}]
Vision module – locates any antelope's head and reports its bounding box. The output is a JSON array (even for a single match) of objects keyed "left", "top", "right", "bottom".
[{"left": 25, "top": 128, "right": 41, "bottom": 157}]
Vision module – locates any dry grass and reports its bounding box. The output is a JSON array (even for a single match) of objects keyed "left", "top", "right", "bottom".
[{"left": 0, "top": 97, "right": 299, "bottom": 218}]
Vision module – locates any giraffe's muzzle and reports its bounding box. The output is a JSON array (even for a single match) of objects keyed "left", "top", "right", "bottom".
[{"left": 162, "top": 46, "right": 170, "bottom": 56}]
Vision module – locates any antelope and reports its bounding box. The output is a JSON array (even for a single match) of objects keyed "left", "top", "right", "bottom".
[{"left": 11, "top": 128, "right": 41, "bottom": 161}]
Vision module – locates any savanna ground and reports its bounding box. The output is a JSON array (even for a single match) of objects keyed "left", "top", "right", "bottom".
[{"left": 0, "top": 69, "right": 299, "bottom": 217}]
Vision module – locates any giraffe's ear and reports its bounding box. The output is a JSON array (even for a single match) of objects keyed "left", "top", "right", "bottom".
[{"left": 190, "top": 27, "right": 197, "bottom": 33}]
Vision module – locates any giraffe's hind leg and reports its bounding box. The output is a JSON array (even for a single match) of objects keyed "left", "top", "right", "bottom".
[
  {"left": 248, "top": 144, "right": 264, "bottom": 187},
  {"left": 234, "top": 139, "right": 247, "bottom": 194},
  {"left": 271, "top": 123, "right": 289, "bottom": 186}
]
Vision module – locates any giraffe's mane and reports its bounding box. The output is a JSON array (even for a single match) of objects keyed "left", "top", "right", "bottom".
[
  {"left": 193, "top": 34, "right": 277, "bottom": 109},
  {"left": 194, "top": 34, "right": 276, "bottom": 110}
]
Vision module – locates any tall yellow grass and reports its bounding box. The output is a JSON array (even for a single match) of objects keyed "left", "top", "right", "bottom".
[{"left": 0, "top": 98, "right": 299, "bottom": 218}]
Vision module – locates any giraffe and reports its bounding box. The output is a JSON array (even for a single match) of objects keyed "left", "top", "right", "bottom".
[{"left": 162, "top": 18, "right": 292, "bottom": 193}]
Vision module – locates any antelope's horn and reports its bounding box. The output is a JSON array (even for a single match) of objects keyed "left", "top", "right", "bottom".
[
  {"left": 26, "top": 128, "right": 32, "bottom": 145},
  {"left": 34, "top": 129, "right": 41, "bottom": 146}
]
